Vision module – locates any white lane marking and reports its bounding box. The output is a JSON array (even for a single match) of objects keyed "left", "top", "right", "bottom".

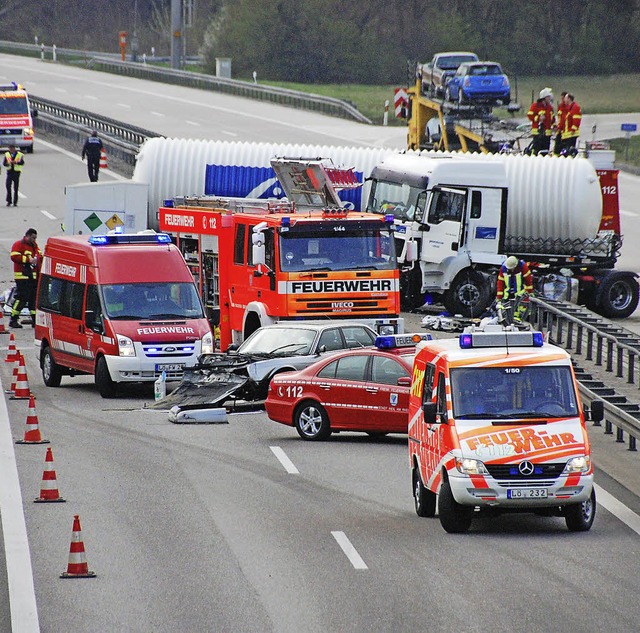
[
  {"left": 41, "top": 210, "right": 56, "bottom": 220},
  {"left": 620, "top": 210, "right": 638, "bottom": 217},
  {"left": 54, "top": 87, "right": 67, "bottom": 93},
  {"left": 85, "top": 95, "right": 98, "bottom": 100},
  {"left": 117, "top": 103, "right": 132, "bottom": 109},
  {"left": 221, "top": 130, "right": 238, "bottom": 137},
  {"left": 270, "top": 446, "right": 299, "bottom": 474},
  {"left": 331, "top": 531, "right": 368, "bottom": 570},
  {"left": 17, "top": 191, "right": 26, "bottom": 199},
  {"left": 185, "top": 120, "right": 200, "bottom": 126},
  {"left": 594, "top": 483, "right": 640, "bottom": 536},
  {"left": 0, "top": 381, "right": 40, "bottom": 631},
  {"left": 35, "top": 138, "right": 126, "bottom": 181},
  {"left": 150, "top": 111, "right": 165, "bottom": 117}
]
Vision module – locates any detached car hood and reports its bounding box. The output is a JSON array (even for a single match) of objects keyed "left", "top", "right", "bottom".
[{"left": 149, "top": 351, "right": 301, "bottom": 410}]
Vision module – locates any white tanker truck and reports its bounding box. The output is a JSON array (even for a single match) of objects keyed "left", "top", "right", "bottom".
[{"left": 366, "top": 152, "right": 639, "bottom": 318}]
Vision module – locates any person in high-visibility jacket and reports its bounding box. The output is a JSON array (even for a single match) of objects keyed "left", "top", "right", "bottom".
[
  {"left": 9, "top": 228, "right": 42, "bottom": 328},
  {"left": 553, "top": 91, "right": 568, "bottom": 155},
  {"left": 496, "top": 256, "right": 534, "bottom": 323},
  {"left": 561, "top": 93, "right": 582, "bottom": 155},
  {"left": 527, "top": 88, "right": 555, "bottom": 155},
  {"left": 3, "top": 144, "right": 25, "bottom": 206}
]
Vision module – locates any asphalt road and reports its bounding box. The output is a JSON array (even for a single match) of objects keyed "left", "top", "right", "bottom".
[{"left": 0, "top": 54, "right": 640, "bottom": 633}]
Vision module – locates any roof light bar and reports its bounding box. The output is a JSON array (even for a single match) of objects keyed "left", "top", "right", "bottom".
[
  {"left": 89, "top": 232, "right": 172, "bottom": 245},
  {"left": 459, "top": 329, "right": 544, "bottom": 349},
  {"left": 375, "top": 333, "right": 433, "bottom": 349}
]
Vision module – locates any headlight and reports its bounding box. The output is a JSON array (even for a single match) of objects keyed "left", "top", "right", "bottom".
[
  {"left": 117, "top": 335, "right": 136, "bottom": 357},
  {"left": 563, "top": 456, "right": 590, "bottom": 474},
  {"left": 455, "top": 457, "right": 489, "bottom": 475},
  {"left": 201, "top": 331, "right": 214, "bottom": 355},
  {"left": 378, "top": 324, "right": 396, "bottom": 335}
]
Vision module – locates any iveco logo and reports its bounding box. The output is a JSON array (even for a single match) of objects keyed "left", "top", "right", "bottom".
[
  {"left": 518, "top": 460, "right": 535, "bottom": 476},
  {"left": 164, "top": 346, "right": 177, "bottom": 353}
]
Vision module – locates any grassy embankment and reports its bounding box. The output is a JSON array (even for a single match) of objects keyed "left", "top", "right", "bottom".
[{"left": 261, "top": 75, "right": 640, "bottom": 167}]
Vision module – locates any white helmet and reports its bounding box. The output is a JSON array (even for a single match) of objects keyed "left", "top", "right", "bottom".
[
  {"left": 539, "top": 87, "right": 553, "bottom": 100},
  {"left": 504, "top": 256, "right": 519, "bottom": 270}
]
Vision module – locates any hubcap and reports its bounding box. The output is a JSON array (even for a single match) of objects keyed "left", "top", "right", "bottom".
[
  {"left": 299, "top": 407, "right": 322, "bottom": 436},
  {"left": 610, "top": 281, "right": 632, "bottom": 310}
]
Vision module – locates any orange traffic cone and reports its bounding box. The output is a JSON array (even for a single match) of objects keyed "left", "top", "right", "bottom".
[
  {"left": 4, "top": 352, "right": 21, "bottom": 394},
  {"left": 60, "top": 515, "right": 96, "bottom": 578},
  {"left": 99, "top": 148, "right": 108, "bottom": 169},
  {"left": 10, "top": 353, "right": 31, "bottom": 400},
  {"left": 5, "top": 332, "right": 18, "bottom": 362},
  {"left": 0, "top": 309, "right": 8, "bottom": 335},
  {"left": 34, "top": 447, "right": 66, "bottom": 502},
  {"left": 15, "top": 394, "right": 49, "bottom": 444}
]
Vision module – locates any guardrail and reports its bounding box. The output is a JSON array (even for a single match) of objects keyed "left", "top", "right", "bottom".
[
  {"left": 529, "top": 296, "right": 640, "bottom": 451},
  {"left": 0, "top": 40, "right": 372, "bottom": 124}
]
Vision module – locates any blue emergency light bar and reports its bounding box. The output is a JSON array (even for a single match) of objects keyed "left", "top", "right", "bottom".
[
  {"left": 384, "top": 214, "right": 395, "bottom": 223},
  {"left": 281, "top": 216, "right": 291, "bottom": 227},
  {"left": 459, "top": 330, "right": 544, "bottom": 349},
  {"left": 89, "top": 233, "right": 172, "bottom": 245},
  {"left": 375, "top": 333, "right": 433, "bottom": 349}
]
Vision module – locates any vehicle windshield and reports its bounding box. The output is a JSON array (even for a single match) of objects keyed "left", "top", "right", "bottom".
[
  {"left": 100, "top": 282, "right": 204, "bottom": 320},
  {"left": 279, "top": 228, "right": 396, "bottom": 272},
  {"left": 450, "top": 365, "right": 579, "bottom": 419},
  {"left": 367, "top": 180, "right": 424, "bottom": 222},
  {"left": 0, "top": 96, "right": 29, "bottom": 115},
  {"left": 439, "top": 55, "right": 478, "bottom": 69},
  {"left": 239, "top": 328, "right": 316, "bottom": 356}
]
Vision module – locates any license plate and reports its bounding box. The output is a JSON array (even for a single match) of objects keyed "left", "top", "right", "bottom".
[
  {"left": 155, "top": 363, "right": 184, "bottom": 372},
  {"left": 507, "top": 488, "right": 548, "bottom": 499}
]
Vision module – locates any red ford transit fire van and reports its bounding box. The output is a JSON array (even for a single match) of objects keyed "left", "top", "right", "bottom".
[
  {"left": 35, "top": 232, "right": 213, "bottom": 397},
  {"left": 408, "top": 324, "right": 604, "bottom": 533}
]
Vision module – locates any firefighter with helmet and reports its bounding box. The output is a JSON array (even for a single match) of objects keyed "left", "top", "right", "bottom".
[
  {"left": 496, "top": 256, "right": 534, "bottom": 323},
  {"left": 527, "top": 88, "right": 555, "bottom": 155}
]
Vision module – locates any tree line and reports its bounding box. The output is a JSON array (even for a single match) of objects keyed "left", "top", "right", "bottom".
[{"left": 2, "top": 0, "right": 639, "bottom": 83}]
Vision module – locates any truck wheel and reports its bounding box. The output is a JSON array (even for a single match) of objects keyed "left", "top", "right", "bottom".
[
  {"left": 438, "top": 481, "right": 473, "bottom": 533},
  {"left": 41, "top": 345, "right": 62, "bottom": 388},
  {"left": 597, "top": 274, "right": 639, "bottom": 319},
  {"left": 444, "top": 270, "right": 491, "bottom": 317},
  {"left": 294, "top": 401, "right": 331, "bottom": 441},
  {"left": 413, "top": 468, "right": 436, "bottom": 517},
  {"left": 95, "top": 356, "right": 117, "bottom": 398},
  {"left": 565, "top": 488, "right": 596, "bottom": 532}
]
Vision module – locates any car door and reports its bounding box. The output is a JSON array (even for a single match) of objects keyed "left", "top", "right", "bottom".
[
  {"left": 315, "top": 354, "right": 370, "bottom": 428},
  {"left": 367, "top": 354, "right": 411, "bottom": 432}
]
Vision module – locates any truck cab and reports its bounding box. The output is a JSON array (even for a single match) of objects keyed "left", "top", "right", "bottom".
[{"left": 408, "top": 324, "right": 603, "bottom": 533}]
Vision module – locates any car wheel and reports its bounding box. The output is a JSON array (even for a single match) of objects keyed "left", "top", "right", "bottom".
[
  {"left": 438, "top": 481, "right": 473, "bottom": 533},
  {"left": 41, "top": 345, "right": 63, "bottom": 387},
  {"left": 95, "top": 356, "right": 117, "bottom": 398},
  {"left": 565, "top": 488, "right": 596, "bottom": 532},
  {"left": 294, "top": 401, "right": 331, "bottom": 441},
  {"left": 413, "top": 468, "right": 436, "bottom": 517}
]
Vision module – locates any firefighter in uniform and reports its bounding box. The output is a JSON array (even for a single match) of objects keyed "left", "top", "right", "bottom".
[
  {"left": 553, "top": 91, "right": 568, "bottom": 155},
  {"left": 561, "top": 93, "right": 582, "bottom": 156},
  {"left": 496, "top": 256, "right": 534, "bottom": 323},
  {"left": 527, "top": 88, "right": 555, "bottom": 155},
  {"left": 10, "top": 228, "right": 42, "bottom": 328},
  {"left": 81, "top": 130, "right": 104, "bottom": 182},
  {"left": 3, "top": 144, "right": 25, "bottom": 206}
]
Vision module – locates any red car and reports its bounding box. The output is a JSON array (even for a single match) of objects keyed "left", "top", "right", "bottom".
[{"left": 265, "top": 334, "right": 431, "bottom": 440}]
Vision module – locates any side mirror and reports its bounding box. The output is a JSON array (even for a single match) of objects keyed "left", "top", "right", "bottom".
[
  {"left": 588, "top": 399, "right": 604, "bottom": 423},
  {"left": 227, "top": 343, "right": 239, "bottom": 352},
  {"left": 422, "top": 401, "right": 437, "bottom": 424},
  {"left": 397, "top": 376, "right": 411, "bottom": 387},
  {"left": 405, "top": 241, "right": 418, "bottom": 263},
  {"left": 31, "top": 108, "right": 38, "bottom": 119},
  {"left": 318, "top": 344, "right": 327, "bottom": 354}
]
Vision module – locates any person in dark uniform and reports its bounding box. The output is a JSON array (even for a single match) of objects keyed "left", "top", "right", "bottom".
[
  {"left": 81, "top": 130, "right": 104, "bottom": 182},
  {"left": 3, "top": 144, "right": 25, "bottom": 206}
]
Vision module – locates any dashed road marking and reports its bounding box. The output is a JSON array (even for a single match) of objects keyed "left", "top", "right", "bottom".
[
  {"left": 332, "top": 531, "right": 368, "bottom": 569},
  {"left": 41, "top": 210, "right": 56, "bottom": 220},
  {"left": 595, "top": 484, "right": 640, "bottom": 536},
  {"left": 270, "top": 446, "right": 299, "bottom": 474}
]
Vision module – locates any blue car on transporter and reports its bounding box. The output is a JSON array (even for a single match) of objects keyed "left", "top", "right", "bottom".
[{"left": 444, "top": 61, "right": 511, "bottom": 106}]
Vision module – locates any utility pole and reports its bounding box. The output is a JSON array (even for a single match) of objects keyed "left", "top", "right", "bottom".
[
  {"left": 171, "top": 0, "right": 182, "bottom": 69},
  {"left": 132, "top": 0, "right": 139, "bottom": 62}
]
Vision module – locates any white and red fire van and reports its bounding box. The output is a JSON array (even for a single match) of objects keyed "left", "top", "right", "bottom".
[
  {"left": 408, "top": 324, "right": 604, "bottom": 533},
  {"left": 35, "top": 232, "right": 213, "bottom": 397},
  {"left": 0, "top": 82, "right": 36, "bottom": 153}
]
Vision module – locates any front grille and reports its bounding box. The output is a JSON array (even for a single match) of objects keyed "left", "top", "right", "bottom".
[
  {"left": 142, "top": 341, "right": 197, "bottom": 358},
  {"left": 486, "top": 462, "right": 565, "bottom": 480}
]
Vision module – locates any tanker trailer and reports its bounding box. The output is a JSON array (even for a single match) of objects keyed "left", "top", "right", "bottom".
[{"left": 366, "top": 152, "right": 638, "bottom": 318}]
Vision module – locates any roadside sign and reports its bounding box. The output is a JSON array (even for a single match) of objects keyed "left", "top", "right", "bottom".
[{"left": 621, "top": 123, "right": 637, "bottom": 132}]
